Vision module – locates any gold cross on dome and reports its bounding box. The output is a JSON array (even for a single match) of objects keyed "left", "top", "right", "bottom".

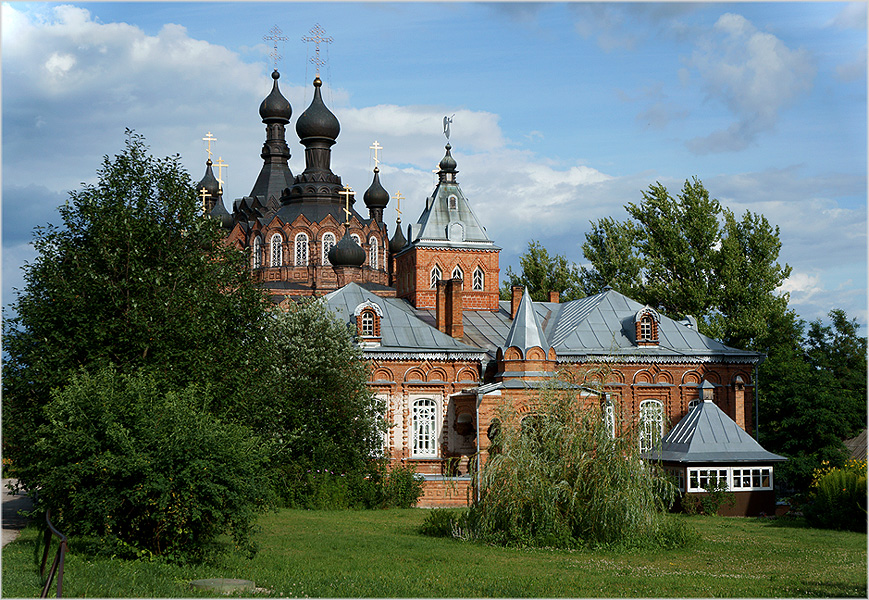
[
  {"left": 339, "top": 185, "right": 354, "bottom": 225},
  {"left": 369, "top": 140, "right": 383, "bottom": 167},
  {"left": 302, "top": 24, "right": 333, "bottom": 75},
  {"left": 393, "top": 190, "right": 404, "bottom": 219},
  {"left": 264, "top": 25, "right": 288, "bottom": 70},
  {"left": 202, "top": 132, "right": 217, "bottom": 160},
  {"left": 215, "top": 157, "right": 228, "bottom": 192},
  {"left": 199, "top": 187, "right": 209, "bottom": 212}
]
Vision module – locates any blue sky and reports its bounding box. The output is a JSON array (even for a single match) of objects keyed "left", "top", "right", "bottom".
[{"left": 3, "top": 2, "right": 867, "bottom": 327}]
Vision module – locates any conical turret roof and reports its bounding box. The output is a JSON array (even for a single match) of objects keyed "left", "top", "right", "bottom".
[
  {"left": 389, "top": 218, "right": 407, "bottom": 253},
  {"left": 504, "top": 288, "right": 549, "bottom": 353}
]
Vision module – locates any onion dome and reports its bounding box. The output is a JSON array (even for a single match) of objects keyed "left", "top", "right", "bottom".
[
  {"left": 328, "top": 226, "right": 365, "bottom": 267},
  {"left": 389, "top": 218, "right": 407, "bottom": 253},
  {"left": 296, "top": 76, "right": 340, "bottom": 141},
  {"left": 439, "top": 143, "right": 457, "bottom": 173},
  {"left": 363, "top": 167, "right": 389, "bottom": 209},
  {"left": 259, "top": 70, "right": 292, "bottom": 123},
  {"left": 197, "top": 159, "right": 221, "bottom": 197}
]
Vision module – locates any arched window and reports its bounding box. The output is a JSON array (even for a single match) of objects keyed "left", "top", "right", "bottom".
[
  {"left": 639, "top": 399, "right": 664, "bottom": 453},
  {"left": 635, "top": 307, "right": 660, "bottom": 345},
  {"left": 350, "top": 233, "right": 361, "bottom": 246},
  {"left": 473, "top": 266, "right": 484, "bottom": 291},
  {"left": 604, "top": 396, "right": 616, "bottom": 439},
  {"left": 294, "top": 233, "right": 308, "bottom": 266},
  {"left": 270, "top": 233, "right": 283, "bottom": 267},
  {"left": 452, "top": 265, "right": 463, "bottom": 282},
  {"left": 252, "top": 236, "right": 262, "bottom": 269},
  {"left": 412, "top": 398, "right": 437, "bottom": 457},
  {"left": 369, "top": 236, "right": 379, "bottom": 269},
  {"left": 360, "top": 310, "right": 375, "bottom": 336},
  {"left": 448, "top": 194, "right": 458, "bottom": 210},
  {"left": 321, "top": 232, "right": 336, "bottom": 265},
  {"left": 640, "top": 315, "right": 653, "bottom": 339},
  {"left": 430, "top": 265, "right": 442, "bottom": 289}
]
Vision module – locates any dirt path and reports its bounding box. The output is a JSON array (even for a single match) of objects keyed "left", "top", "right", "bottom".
[{"left": 2, "top": 479, "right": 34, "bottom": 547}]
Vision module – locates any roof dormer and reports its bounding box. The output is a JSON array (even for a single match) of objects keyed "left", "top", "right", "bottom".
[{"left": 635, "top": 307, "right": 661, "bottom": 346}]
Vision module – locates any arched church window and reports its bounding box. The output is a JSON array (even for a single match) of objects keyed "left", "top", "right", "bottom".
[
  {"left": 360, "top": 309, "right": 375, "bottom": 336},
  {"left": 603, "top": 396, "right": 616, "bottom": 439},
  {"left": 270, "top": 233, "right": 283, "bottom": 267},
  {"left": 369, "top": 236, "right": 379, "bottom": 269},
  {"left": 473, "top": 266, "right": 484, "bottom": 291},
  {"left": 412, "top": 398, "right": 437, "bottom": 457},
  {"left": 430, "top": 265, "right": 442, "bottom": 289},
  {"left": 294, "top": 233, "right": 308, "bottom": 266},
  {"left": 640, "top": 315, "right": 653, "bottom": 339},
  {"left": 639, "top": 399, "right": 664, "bottom": 453},
  {"left": 252, "top": 236, "right": 262, "bottom": 269},
  {"left": 452, "top": 265, "right": 463, "bottom": 283},
  {"left": 448, "top": 194, "right": 458, "bottom": 210},
  {"left": 322, "top": 232, "right": 336, "bottom": 265},
  {"left": 351, "top": 233, "right": 361, "bottom": 246}
]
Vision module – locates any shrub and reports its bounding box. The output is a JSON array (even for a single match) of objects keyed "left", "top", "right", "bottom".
[
  {"left": 804, "top": 459, "right": 867, "bottom": 532},
  {"left": 31, "top": 367, "right": 274, "bottom": 562},
  {"left": 385, "top": 462, "right": 425, "bottom": 509},
  {"left": 420, "top": 508, "right": 467, "bottom": 537},
  {"left": 467, "top": 373, "right": 689, "bottom": 550}
]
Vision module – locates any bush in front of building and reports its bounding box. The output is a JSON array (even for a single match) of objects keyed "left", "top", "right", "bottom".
[
  {"left": 464, "top": 374, "right": 693, "bottom": 550},
  {"left": 803, "top": 459, "right": 867, "bottom": 532}
]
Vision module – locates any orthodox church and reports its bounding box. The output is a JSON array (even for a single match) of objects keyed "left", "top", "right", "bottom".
[{"left": 197, "top": 65, "right": 781, "bottom": 514}]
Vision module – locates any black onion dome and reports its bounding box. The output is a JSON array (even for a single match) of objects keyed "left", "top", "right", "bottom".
[
  {"left": 439, "top": 143, "right": 457, "bottom": 172},
  {"left": 296, "top": 76, "right": 340, "bottom": 140},
  {"left": 259, "top": 70, "right": 292, "bottom": 123},
  {"left": 329, "top": 227, "right": 365, "bottom": 267},
  {"left": 363, "top": 167, "right": 389, "bottom": 209},
  {"left": 197, "top": 159, "right": 221, "bottom": 196},
  {"left": 389, "top": 220, "right": 407, "bottom": 253}
]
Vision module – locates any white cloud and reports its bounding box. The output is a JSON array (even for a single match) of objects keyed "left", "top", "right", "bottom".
[
  {"left": 686, "top": 13, "right": 816, "bottom": 153},
  {"left": 830, "top": 2, "right": 868, "bottom": 29}
]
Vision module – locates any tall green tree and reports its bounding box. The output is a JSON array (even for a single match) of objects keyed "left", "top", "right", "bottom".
[
  {"left": 579, "top": 217, "right": 644, "bottom": 299},
  {"left": 500, "top": 240, "right": 585, "bottom": 302},
  {"left": 3, "top": 131, "right": 273, "bottom": 481}
]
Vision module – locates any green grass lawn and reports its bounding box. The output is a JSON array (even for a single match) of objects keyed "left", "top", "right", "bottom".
[{"left": 2, "top": 509, "right": 866, "bottom": 597}]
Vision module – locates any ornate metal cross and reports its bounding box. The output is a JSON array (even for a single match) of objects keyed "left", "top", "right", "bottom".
[
  {"left": 393, "top": 190, "right": 404, "bottom": 219},
  {"left": 302, "top": 24, "right": 333, "bottom": 75},
  {"left": 202, "top": 132, "right": 217, "bottom": 160},
  {"left": 369, "top": 140, "right": 383, "bottom": 167},
  {"left": 199, "top": 187, "right": 209, "bottom": 212},
  {"left": 215, "top": 157, "right": 228, "bottom": 192},
  {"left": 264, "top": 25, "right": 287, "bottom": 70},
  {"left": 339, "top": 185, "right": 354, "bottom": 225}
]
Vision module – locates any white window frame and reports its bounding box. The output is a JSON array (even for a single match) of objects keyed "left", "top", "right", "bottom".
[
  {"left": 665, "top": 467, "right": 686, "bottom": 492},
  {"left": 430, "top": 265, "right": 442, "bottom": 289},
  {"left": 360, "top": 310, "right": 375, "bottom": 336},
  {"left": 452, "top": 265, "right": 463, "bottom": 282},
  {"left": 351, "top": 233, "right": 361, "bottom": 246},
  {"left": 369, "top": 236, "right": 379, "bottom": 269},
  {"left": 412, "top": 398, "right": 438, "bottom": 457},
  {"left": 473, "top": 266, "right": 484, "bottom": 291},
  {"left": 639, "top": 399, "right": 664, "bottom": 453},
  {"left": 687, "top": 468, "right": 729, "bottom": 492},
  {"left": 252, "top": 236, "right": 262, "bottom": 269},
  {"left": 604, "top": 399, "right": 616, "bottom": 439},
  {"left": 294, "top": 233, "right": 308, "bottom": 266},
  {"left": 270, "top": 233, "right": 283, "bottom": 267},
  {"left": 322, "top": 232, "right": 336, "bottom": 265},
  {"left": 730, "top": 467, "right": 773, "bottom": 491}
]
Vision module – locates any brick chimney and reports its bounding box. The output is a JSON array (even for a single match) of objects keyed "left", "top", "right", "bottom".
[
  {"left": 549, "top": 291, "right": 560, "bottom": 303},
  {"left": 733, "top": 376, "right": 746, "bottom": 431},
  {"left": 436, "top": 279, "right": 463, "bottom": 339},
  {"left": 511, "top": 286, "right": 524, "bottom": 319}
]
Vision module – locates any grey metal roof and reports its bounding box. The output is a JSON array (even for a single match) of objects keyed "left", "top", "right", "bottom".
[
  {"left": 410, "top": 175, "right": 496, "bottom": 247},
  {"left": 324, "top": 283, "right": 484, "bottom": 357},
  {"left": 504, "top": 288, "right": 549, "bottom": 352},
  {"left": 645, "top": 399, "right": 787, "bottom": 464}
]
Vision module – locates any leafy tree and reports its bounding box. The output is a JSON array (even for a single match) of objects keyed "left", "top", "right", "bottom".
[
  {"left": 579, "top": 217, "right": 644, "bottom": 298},
  {"left": 3, "top": 130, "right": 272, "bottom": 487},
  {"left": 249, "top": 297, "right": 386, "bottom": 502},
  {"left": 500, "top": 240, "right": 585, "bottom": 301},
  {"left": 31, "top": 367, "right": 273, "bottom": 561}
]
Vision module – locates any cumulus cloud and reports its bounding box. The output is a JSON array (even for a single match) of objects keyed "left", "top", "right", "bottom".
[{"left": 686, "top": 13, "right": 816, "bottom": 154}]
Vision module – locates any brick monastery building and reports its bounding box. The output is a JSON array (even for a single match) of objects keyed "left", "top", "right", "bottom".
[{"left": 199, "top": 65, "right": 783, "bottom": 514}]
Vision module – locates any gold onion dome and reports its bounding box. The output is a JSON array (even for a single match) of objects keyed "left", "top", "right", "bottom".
[{"left": 259, "top": 70, "right": 292, "bottom": 123}]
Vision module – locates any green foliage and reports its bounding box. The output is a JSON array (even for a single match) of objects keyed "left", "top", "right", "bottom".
[
  {"left": 420, "top": 508, "right": 467, "bottom": 537},
  {"left": 30, "top": 367, "right": 274, "bottom": 562},
  {"left": 384, "top": 462, "right": 425, "bottom": 508},
  {"left": 3, "top": 130, "right": 272, "bottom": 482},
  {"left": 804, "top": 460, "right": 867, "bottom": 533},
  {"left": 248, "top": 297, "right": 386, "bottom": 485},
  {"left": 467, "top": 374, "right": 689, "bottom": 550},
  {"left": 581, "top": 177, "right": 791, "bottom": 347},
  {"left": 500, "top": 240, "right": 585, "bottom": 301},
  {"left": 682, "top": 479, "right": 736, "bottom": 516}
]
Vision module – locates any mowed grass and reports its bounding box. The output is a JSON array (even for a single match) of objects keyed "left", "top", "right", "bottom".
[{"left": 2, "top": 509, "right": 866, "bottom": 597}]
